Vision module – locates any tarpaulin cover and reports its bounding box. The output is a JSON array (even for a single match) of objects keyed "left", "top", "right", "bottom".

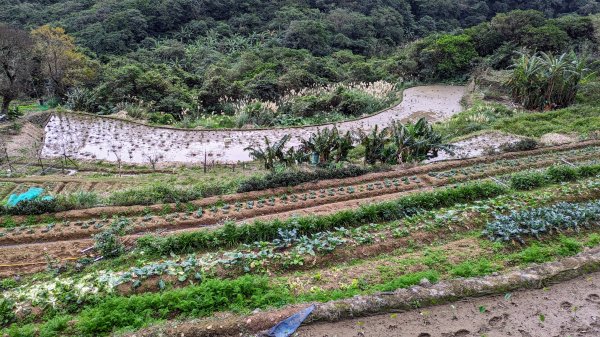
[
  {"left": 265, "top": 305, "right": 315, "bottom": 337},
  {"left": 6, "top": 187, "right": 53, "bottom": 207}
]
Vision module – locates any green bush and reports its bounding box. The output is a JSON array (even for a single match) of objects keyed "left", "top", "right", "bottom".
[
  {"left": 238, "top": 165, "right": 386, "bottom": 193},
  {"left": 107, "top": 181, "right": 239, "bottom": 206},
  {"left": 3, "top": 324, "right": 36, "bottom": 337},
  {"left": 546, "top": 165, "right": 578, "bottom": 183},
  {"left": 58, "top": 191, "right": 101, "bottom": 209},
  {"left": 0, "top": 278, "right": 18, "bottom": 290},
  {"left": 509, "top": 164, "right": 600, "bottom": 191},
  {"left": 139, "top": 181, "right": 507, "bottom": 255},
  {"left": 0, "top": 298, "right": 16, "bottom": 326},
  {"left": 557, "top": 236, "right": 583, "bottom": 256},
  {"left": 39, "top": 315, "right": 72, "bottom": 337},
  {"left": 578, "top": 164, "right": 600, "bottom": 178},
  {"left": 2, "top": 199, "right": 58, "bottom": 216},
  {"left": 510, "top": 171, "right": 547, "bottom": 190},
  {"left": 148, "top": 112, "right": 175, "bottom": 125},
  {"left": 499, "top": 138, "right": 538, "bottom": 153},
  {"left": 516, "top": 244, "right": 553, "bottom": 263}
]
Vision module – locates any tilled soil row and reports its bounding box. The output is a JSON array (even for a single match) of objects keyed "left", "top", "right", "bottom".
[
  {"left": 124, "top": 246, "right": 600, "bottom": 337},
  {"left": 75, "top": 189, "right": 600, "bottom": 296},
  {"left": 3, "top": 178, "right": 600, "bottom": 277},
  {"left": 2, "top": 149, "right": 598, "bottom": 246},
  {"left": 13, "top": 139, "right": 600, "bottom": 223}
]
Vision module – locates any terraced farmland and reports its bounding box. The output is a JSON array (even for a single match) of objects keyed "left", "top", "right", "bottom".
[{"left": 2, "top": 140, "right": 599, "bottom": 277}]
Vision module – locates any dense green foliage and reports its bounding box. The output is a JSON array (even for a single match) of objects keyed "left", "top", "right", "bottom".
[
  {"left": 238, "top": 165, "right": 386, "bottom": 193},
  {"left": 507, "top": 52, "right": 589, "bottom": 110},
  {"left": 3, "top": 1, "right": 596, "bottom": 56},
  {"left": 75, "top": 275, "right": 290, "bottom": 336},
  {"left": 106, "top": 181, "right": 238, "bottom": 206},
  {"left": 2, "top": 1, "right": 598, "bottom": 124}
]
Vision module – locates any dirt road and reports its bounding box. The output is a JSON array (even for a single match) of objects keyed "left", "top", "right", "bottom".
[{"left": 295, "top": 272, "right": 600, "bottom": 337}]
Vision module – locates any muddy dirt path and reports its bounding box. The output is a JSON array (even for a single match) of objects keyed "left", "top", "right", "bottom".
[
  {"left": 296, "top": 272, "right": 600, "bottom": 337},
  {"left": 41, "top": 86, "right": 465, "bottom": 164}
]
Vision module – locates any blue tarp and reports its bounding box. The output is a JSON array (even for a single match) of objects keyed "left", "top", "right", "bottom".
[
  {"left": 265, "top": 305, "right": 315, "bottom": 337},
  {"left": 6, "top": 187, "right": 53, "bottom": 207}
]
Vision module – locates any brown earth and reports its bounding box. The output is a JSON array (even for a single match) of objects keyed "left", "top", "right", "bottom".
[
  {"left": 295, "top": 272, "right": 600, "bottom": 337},
  {"left": 3, "top": 147, "right": 599, "bottom": 246},
  {"left": 1, "top": 140, "right": 599, "bottom": 276},
  {"left": 8, "top": 139, "right": 600, "bottom": 224}
]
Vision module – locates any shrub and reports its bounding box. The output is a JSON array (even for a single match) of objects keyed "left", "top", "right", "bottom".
[
  {"left": 93, "top": 218, "right": 131, "bottom": 258},
  {"left": 238, "top": 165, "right": 385, "bottom": 193},
  {"left": 510, "top": 171, "right": 547, "bottom": 190},
  {"left": 148, "top": 112, "right": 175, "bottom": 125},
  {"left": 58, "top": 191, "right": 101, "bottom": 209},
  {"left": 4, "top": 324, "right": 36, "bottom": 337},
  {"left": 66, "top": 87, "right": 99, "bottom": 113},
  {"left": 499, "top": 138, "right": 538, "bottom": 152},
  {"left": 0, "top": 298, "right": 16, "bottom": 326},
  {"left": 107, "top": 183, "right": 203, "bottom": 206},
  {"left": 39, "top": 315, "right": 72, "bottom": 337},
  {"left": 546, "top": 165, "right": 578, "bottom": 183},
  {"left": 3, "top": 199, "right": 58, "bottom": 215},
  {"left": 578, "top": 164, "right": 600, "bottom": 178},
  {"left": 0, "top": 278, "right": 18, "bottom": 290}
]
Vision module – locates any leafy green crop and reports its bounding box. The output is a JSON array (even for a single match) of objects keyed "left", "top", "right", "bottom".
[{"left": 484, "top": 200, "right": 600, "bottom": 242}]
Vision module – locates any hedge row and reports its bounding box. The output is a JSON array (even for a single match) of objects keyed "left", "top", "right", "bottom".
[
  {"left": 138, "top": 181, "right": 507, "bottom": 255},
  {"left": 509, "top": 164, "right": 600, "bottom": 190},
  {"left": 237, "top": 165, "right": 387, "bottom": 193}
]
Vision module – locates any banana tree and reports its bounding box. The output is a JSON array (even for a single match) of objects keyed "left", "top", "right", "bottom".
[
  {"left": 390, "top": 118, "right": 455, "bottom": 163},
  {"left": 301, "top": 127, "right": 353, "bottom": 164},
  {"left": 357, "top": 125, "right": 389, "bottom": 165},
  {"left": 244, "top": 135, "right": 291, "bottom": 170}
]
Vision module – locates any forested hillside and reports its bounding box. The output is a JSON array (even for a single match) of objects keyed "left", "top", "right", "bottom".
[
  {"left": 1, "top": 0, "right": 599, "bottom": 126},
  {"left": 2, "top": 0, "right": 599, "bottom": 55}
]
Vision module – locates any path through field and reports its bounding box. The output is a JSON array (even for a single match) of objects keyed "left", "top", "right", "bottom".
[
  {"left": 41, "top": 86, "right": 465, "bottom": 164},
  {"left": 296, "top": 271, "right": 600, "bottom": 337}
]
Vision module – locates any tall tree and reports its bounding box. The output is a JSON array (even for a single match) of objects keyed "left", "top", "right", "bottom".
[
  {"left": 31, "top": 25, "right": 90, "bottom": 98},
  {"left": 0, "top": 24, "right": 34, "bottom": 116}
]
